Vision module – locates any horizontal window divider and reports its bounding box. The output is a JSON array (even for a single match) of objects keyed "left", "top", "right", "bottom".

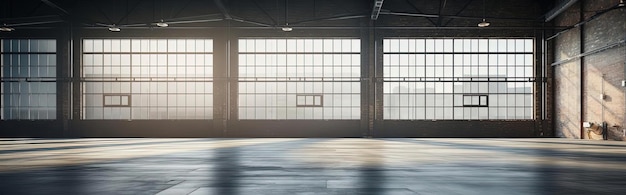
[
  {"left": 237, "top": 119, "right": 362, "bottom": 121},
  {"left": 0, "top": 52, "right": 57, "bottom": 54},
  {"left": 237, "top": 77, "right": 361, "bottom": 82},
  {"left": 82, "top": 52, "right": 213, "bottom": 54},
  {"left": 239, "top": 92, "right": 358, "bottom": 94},
  {"left": 238, "top": 106, "right": 359, "bottom": 107},
  {"left": 78, "top": 119, "right": 214, "bottom": 121},
  {"left": 239, "top": 65, "right": 359, "bottom": 67},
  {"left": 1, "top": 94, "right": 57, "bottom": 96},
  {"left": 383, "top": 52, "right": 533, "bottom": 55},
  {"left": 83, "top": 66, "right": 201, "bottom": 67},
  {"left": 83, "top": 92, "right": 214, "bottom": 94},
  {"left": 239, "top": 95, "right": 358, "bottom": 96},
  {"left": 383, "top": 93, "right": 533, "bottom": 95},
  {"left": 236, "top": 80, "right": 360, "bottom": 82},
  {"left": 238, "top": 52, "right": 360, "bottom": 54},
  {"left": 382, "top": 77, "right": 536, "bottom": 82},
  {"left": 81, "top": 77, "right": 214, "bottom": 82},
  {"left": 384, "top": 65, "right": 532, "bottom": 67},
  {"left": 384, "top": 106, "right": 533, "bottom": 108},
  {"left": 296, "top": 105, "right": 325, "bottom": 108},
  {"left": 380, "top": 119, "right": 536, "bottom": 121},
  {"left": 0, "top": 119, "right": 57, "bottom": 121},
  {"left": 0, "top": 78, "right": 58, "bottom": 82}
]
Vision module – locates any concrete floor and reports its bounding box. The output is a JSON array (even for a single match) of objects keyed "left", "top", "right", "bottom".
[{"left": 1, "top": 138, "right": 625, "bottom": 195}]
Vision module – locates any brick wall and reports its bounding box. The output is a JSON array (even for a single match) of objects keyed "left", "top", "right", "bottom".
[{"left": 553, "top": 0, "right": 626, "bottom": 141}]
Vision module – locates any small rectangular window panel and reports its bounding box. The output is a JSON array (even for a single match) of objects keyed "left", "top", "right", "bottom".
[
  {"left": 296, "top": 94, "right": 323, "bottom": 107},
  {"left": 383, "top": 38, "right": 534, "bottom": 120},
  {"left": 82, "top": 39, "right": 213, "bottom": 120},
  {"left": 1, "top": 39, "right": 57, "bottom": 120},
  {"left": 103, "top": 94, "right": 131, "bottom": 107},
  {"left": 238, "top": 39, "right": 360, "bottom": 120},
  {"left": 462, "top": 95, "right": 488, "bottom": 107}
]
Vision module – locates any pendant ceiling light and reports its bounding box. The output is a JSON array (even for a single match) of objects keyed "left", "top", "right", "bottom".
[
  {"left": 281, "top": 0, "right": 292, "bottom": 32},
  {"left": 108, "top": 25, "right": 121, "bottom": 32},
  {"left": 282, "top": 25, "right": 292, "bottom": 32},
  {"left": 154, "top": 0, "right": 168, "bottom": 27},
  {"left": 478, "top": 19, "right": 490, "bottom": 27},
  {"left": 478, "top": 0, "right": 490, "bottom": 27},
  {"left": 156, "top": 20, "right": 168, "bottom": 27},
  {"left": 0, "top": 24, "right": 15, "bottom": 32}
]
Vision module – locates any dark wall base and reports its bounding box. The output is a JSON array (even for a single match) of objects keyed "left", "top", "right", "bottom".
[
  {"left": 227, "top": 120, "right": 363, "bottom": 138},
  {"left": 1, "top": 120, "right": 539, "bottom": 138},
  {"left": 0, "top": 121, "right": 64, "bottom": 138},
  {"left": 376, "top": 121, "right": 536, "bottom": 138},
  {"left": 69, "top": 121, "right": 217, "bottom": 138}
]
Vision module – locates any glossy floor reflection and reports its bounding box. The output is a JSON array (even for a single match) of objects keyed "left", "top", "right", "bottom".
[{"left": 1, "top": 138, "right": 626, "bottom": 194}]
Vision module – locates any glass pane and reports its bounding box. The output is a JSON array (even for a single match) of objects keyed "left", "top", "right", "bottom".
[{"left": 383, "top": 38, "right": 533, "bottom": 120}]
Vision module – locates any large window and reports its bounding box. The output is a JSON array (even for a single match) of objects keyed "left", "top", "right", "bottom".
[
  {"left": 238, "top": 39, "right": 360, "bottom": 119},
  {"left": 383, "top": 39, "right": 534, "bottom": 120},
  {"left": 82, "top": 39, "right": 213, "bottom": 119},
  {"left": 1, "top": 39, "right": 57, "bottom": 120}
]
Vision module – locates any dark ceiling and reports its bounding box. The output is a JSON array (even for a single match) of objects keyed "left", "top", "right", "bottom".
[{"left": 1, "top": 0, "right": 555, "bottom": 30}]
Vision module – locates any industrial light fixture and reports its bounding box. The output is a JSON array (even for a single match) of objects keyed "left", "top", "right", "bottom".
[
  {"left": 154, "top": 0, "right": 168, "bottom": 27},
  {"left": 281, "top": 24, "right": 293, "bottom": 32},
  {"left": 0, "top": 24, "right": 15, "bottom": 32},
  {"left": 280, "top": 0, "right": 293, "bottom": 32},
  {"left": 108, "top": 25, "right": 121, "bottom": 32},
  {"left": 478, "top": 19, "right": 490, "bottom": 27},
  {"left": 156, "top": 20, "right": 168, "bottom": 27},
  {"left": 478, "top": 0, "right": 490, "bottom": 27}
]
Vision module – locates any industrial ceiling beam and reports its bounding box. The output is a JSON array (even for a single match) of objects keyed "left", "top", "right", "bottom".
[
  {"left": 214, "top": 0, "right": 232, "bottom": 20},
  {"left": 5, "top": 20, "right": 64, "bottom": 27},
  {"left": 169, "top": 0, "right": 193, "bottom": 19},
  {"left": 41, "top": 0, "right": 69, "bottom": 15},
  {"left": 114, "top": 0, "right": 145, "bottom": 25},
  {"left": 443, "top": 0, "right": 474, "bottom": 26},
  {"left": 406, "top": 0, "right": 437, "bottom": 26},
  {"left": 230, "top": 16, "right": 273, "bottom": 27},
  {"left": 381, "top": 11, "right": 537, "bottom": 22},
  {"left": 436, "top": 0, "right": 447, "bottom": 26},
  {"left": 544, "top": 0, "right": 579, "bottom": 22},
  {"left": 252, "top": 0, "right": 277, "bottom": 25},
  {"left": 291, "top": 13, "right": 367, "bottom": 25},
  {"left": 370, "top": 0, "right": 384, "bottom": 20},
  {"left": 216, "top": 0, "right": 273, "bottom": 27}
]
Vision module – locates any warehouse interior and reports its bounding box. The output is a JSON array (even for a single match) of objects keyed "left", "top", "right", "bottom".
[
  {"left": 0, "top": 0, "right": 624, "bottom": 139},
  {"left": 1, "top": 0, "right": 626, "bottom": 194}
]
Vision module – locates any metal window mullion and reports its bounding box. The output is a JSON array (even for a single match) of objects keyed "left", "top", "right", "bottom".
[
  {"left": 485, "top": 40, "right": 490, "bottom": 119},
  {"left": 511, "top": 40, "right": 516, "bottom": 119},
  {"left": 451, "top": 39, "right": 455, "bottom": 120},
  {"left": 128, "top": 41, "right": 134, "bottom": 120},
  {"left": 422, "top": 40, "right": 426, "bottom": 119},
  {"left": 264, "top": 55, "right": 268, "bottom": 119}
]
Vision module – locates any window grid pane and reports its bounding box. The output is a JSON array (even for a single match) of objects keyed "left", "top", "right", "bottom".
[
  {"left": 383, "top": 38, "right": 534, "bottom": 120},
  {"left": 1, "top": 39, "right": 57, "bottom": 120},
  {"left": 82, "top": 39, "right": 213, "bottom": 120},
  {"left": 239, "top": 39, "right": 360, "bottom": 120}
]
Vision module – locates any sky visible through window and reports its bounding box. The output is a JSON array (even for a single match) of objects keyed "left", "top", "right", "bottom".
[
  {"left": 1, "top": 39, "right": 57, "bottom": 120},
  {"left": 383, "top": 38, "right": 534, "bottom": 120},
  {"left": 238, "top": 39, "right": 360, "bottom": 120},
  {"left": 12, "top": 38, "right": 536, "bottom": 121},
  {"left": 82, "top": 39, "right": 213, "bottom": 120}
]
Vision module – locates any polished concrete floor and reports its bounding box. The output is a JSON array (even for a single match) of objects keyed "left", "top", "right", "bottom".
[{"left": 1, "top": 138, "right": 626, "bottom": 195}]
